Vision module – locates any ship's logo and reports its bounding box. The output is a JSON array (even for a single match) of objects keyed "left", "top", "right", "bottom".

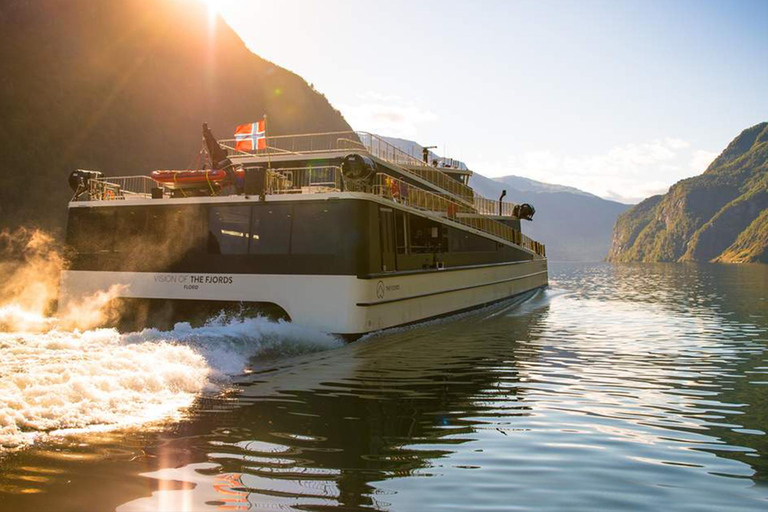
[{"left": 376, "top": 280, "right": 385, "bottom": 299}]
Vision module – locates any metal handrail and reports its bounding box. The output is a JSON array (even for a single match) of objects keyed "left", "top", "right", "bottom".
[
  {"left": 219, "top": 131, "right": 521, "bottom": 214},
  {"left": 88, "top": 176, "right": 158, "bottom": 200},
  {"left": 82, "top": 167, "right": 520, "bottom": 220},
  {"left": 373, "top": 173, "right": 546, "bottom": 256},
  {"left": 74, "top": 168, "right": 545, "bottom": 256},
  {"left": 267, "top": 166, "right": 342, "bottom": 194},
  {"left": 374, "top": 173, "right": 473, "bottom": 215},
  {"left": 473, "top": 196, "right": 517, "bottom": 217}
]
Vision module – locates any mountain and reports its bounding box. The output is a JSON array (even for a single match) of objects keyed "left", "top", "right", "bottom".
[
  {"left": 470, "top": 173, "right": 630, "bottom": 262},
  {"left": 477, "top": 174, "right": 596, "bottom": 198},
  {"left": 608, "top": 122, "right": 768, "bottom": 264},
  {"left": 379, "top": 136, "right": 630, "bottom": 261},
  {"left": 0, "top": 0, "right": 351, "bottom": 232}
]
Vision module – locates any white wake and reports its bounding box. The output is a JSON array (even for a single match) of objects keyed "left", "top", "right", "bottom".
[
  {"left": 0, "top": 228, "right": 344, "bottom": 451},
  {"left": 0, "top": 312, "right": 342, "bottom": 451}
]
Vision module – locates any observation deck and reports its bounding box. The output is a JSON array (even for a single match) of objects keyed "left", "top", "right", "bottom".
[{"left": 70, "top": 131, "right": 545, "bottom": 257}]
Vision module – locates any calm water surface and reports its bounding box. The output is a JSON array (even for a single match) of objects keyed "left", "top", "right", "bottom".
[{"left": 1, "top": 262, "right": 768, "bottom": 511}]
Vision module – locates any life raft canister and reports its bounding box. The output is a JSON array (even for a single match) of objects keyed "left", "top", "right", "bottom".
[{"left": 151, "top": 168, "right": 245, "bottom": 190}]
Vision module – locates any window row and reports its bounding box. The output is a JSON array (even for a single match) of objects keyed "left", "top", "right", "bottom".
[
  {"left": 390, "top": 209, "right": 501, "bottom": 255},
  {"left": 209, "top": 204, "right": 338, "bottom": 255},
  {"left": 68, "top": 203, "right": 342, "bottom": 256}
]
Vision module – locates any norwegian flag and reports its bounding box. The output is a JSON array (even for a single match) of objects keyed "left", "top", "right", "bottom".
[{"left": 234, "top": 119, "right": 266, "bottom": 151}]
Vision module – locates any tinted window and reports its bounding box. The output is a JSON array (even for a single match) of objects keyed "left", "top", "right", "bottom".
[
  {"left": 251, "top": 204, "right": 292, "bottom": 254},
  {"left": 395, "top": 210, "right": 408, "bottom": 254},
  {"left": 409, "top": 214, "right": 446, "bottom": 253},
  {"left": 291, "top": 203, "right": 339, "bottom": 255},
  {"left": 69, "top": 206, "right": 209, "bottom": 257},
  {"left": 163, "top": 207, "right": 208, "bottom": 257},
  {"left": 448, "top": 226, "right": 496, "bottom": 252},
  {"left": 114, "top": 208, "right": 148, "bottom": 254},
  {"left": 69, "top": 208, "right": 115, "bottom": 254},
  {"left": 209, "top": 206, "right": 251, "bottom": 254}
]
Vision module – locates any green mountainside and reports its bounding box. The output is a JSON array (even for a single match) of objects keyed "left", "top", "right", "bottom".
[
  {"left": 608, "top": 122, "right": 768, "bottom": 263},
  {"left": 0, "top": 0, "right": 351, "bottom": 232}
]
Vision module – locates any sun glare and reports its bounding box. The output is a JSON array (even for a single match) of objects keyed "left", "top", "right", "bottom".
[
  {"left": 179, "top": 0, "right": 225, "bottom": 16},
  {"left": 201, "top": 0, "right": 224, "bottom": 15}
]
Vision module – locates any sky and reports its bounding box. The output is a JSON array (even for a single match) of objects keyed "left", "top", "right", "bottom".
[{"left": 211, "top": 0, "right": 768, "bottom": 203}]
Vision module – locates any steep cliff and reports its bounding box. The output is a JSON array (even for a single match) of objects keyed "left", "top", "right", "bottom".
[
  {"left": 0, "top": 0, "right": 351, "bottom": 231},
  {"left": 608, "top": 122, "right": 768, "bottom": 263}
]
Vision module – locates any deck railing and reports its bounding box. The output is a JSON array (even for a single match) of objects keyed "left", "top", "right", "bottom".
[
  {"left": 218, "top": 131, "right": 481, "bottom": 206},
  {"left": 473, "top": 195, "right": 516, "bottom": 217},
  {"left": 74, "top": 169, "right": 545, "bottom": 256},
  {"left": 373, "top": 173, "right": 545, "bottom": 256},
  {"left": 267, "top": 166, "right": 342, "bottom": 194},
  {"left": 87, "top": 176, "right": 158, "bottom": 200},
  {"left": 374, "top": 173, "right": 473, "bottom": 215}
]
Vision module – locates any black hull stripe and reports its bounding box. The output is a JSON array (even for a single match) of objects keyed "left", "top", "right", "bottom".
[
  {"left": 356, "top": 270, "right": 548, "bottom": 307},
  {"left": 361, "top": 258, "right": 545, "bottom": 279},
  {"left": 342, "top": 285, "right": 547, "bottom": 341}
]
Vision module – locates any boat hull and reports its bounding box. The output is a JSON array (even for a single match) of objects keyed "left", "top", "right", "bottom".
[{"left": 59, "top": 259, "right": 547, "bottom": 336}]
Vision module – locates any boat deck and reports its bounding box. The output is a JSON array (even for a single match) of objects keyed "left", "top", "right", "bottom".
[{"left": 70, "top": 131, "right": 546, "bottom": 258}]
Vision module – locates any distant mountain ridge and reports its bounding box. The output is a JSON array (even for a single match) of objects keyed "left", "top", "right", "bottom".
[
  {"left": 608, "top": 122, "right": 768, "bottom": 264},
  {"left": 470, "top": 173, "right": 630, "bottom": 262},
  {"left": 0, "top": 0, "right": 351, "bottom": 231},
  {"left": 484, "top": 174, "right": 597, "bottom": 198},
  {"left": 379, "top": 135, "right": 630, "bottom": 262}
]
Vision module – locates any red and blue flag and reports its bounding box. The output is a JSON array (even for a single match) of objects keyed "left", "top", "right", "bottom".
[{"left": 234, "top": 120, "right": 266, "bottom": 151}]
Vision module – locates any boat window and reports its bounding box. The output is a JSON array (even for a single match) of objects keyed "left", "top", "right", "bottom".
[
  {"left": 113, "top": 208, "right": 149, "bottom": 254},
  {"left": 409, "top": 214, "right": 446, "bottom": 253},
  {"left": 68, "top": 208, "right": 115, "bottom": 254},
  {"left": 250, "top": 204, "right": 292, "bottom": 254},
  {"left": 109, "top": 206, "right": 207, "bottom": 258},
  {"left": 209, "top": 206, "right": 251, "bottom": 254},
  {"left": 448, "top": 226, "right": 497, "bottom": 252},
  {"left": 395, "top": 210, "right": 408, "bottom": 254},
  {"left": 291, "top": 203, "right": 339, "bottom": 255},
  {"left": 164, "top": 207, "right": 208, "bottom": 256}
]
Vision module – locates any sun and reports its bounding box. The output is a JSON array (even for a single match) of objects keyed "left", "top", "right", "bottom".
[
  {"left": 195, "top": 0, "right": 220, "bottom": 15},
  {"left": 183, "top": 0, "right": 225, "bottom": 15},
  {"left": 204, "top": 0, "right": 223, "bottom": 14}
]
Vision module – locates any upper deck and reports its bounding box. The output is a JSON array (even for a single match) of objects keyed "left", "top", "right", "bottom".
[
  {"left": 70, "top": 131, "right": 546, "bottom": 258},
  {"left": 219, "top": 131, "right": 477, "bottom": 206}
]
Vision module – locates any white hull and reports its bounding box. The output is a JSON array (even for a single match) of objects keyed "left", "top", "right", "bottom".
[{"left": 59, "top": 259, "right": 547, "bottom": 336}]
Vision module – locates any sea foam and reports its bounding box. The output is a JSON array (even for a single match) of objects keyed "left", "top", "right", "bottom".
[{"left": 0, "top": 312, "right": 342, "bottom": 450}]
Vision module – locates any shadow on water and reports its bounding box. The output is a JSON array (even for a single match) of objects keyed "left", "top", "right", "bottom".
[{"left": 1, "top": 263, "right": 768, "bottom": 511}]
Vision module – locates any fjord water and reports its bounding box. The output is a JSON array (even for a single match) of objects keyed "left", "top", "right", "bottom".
[{"left": 1, "top": 263, "right": 768, "bottom": 511}]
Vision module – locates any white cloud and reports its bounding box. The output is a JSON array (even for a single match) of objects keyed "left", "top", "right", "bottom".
[
  {"left": 689, "top": 149, "right": 718, "bottom": 173},
  {"left": 338, "top": 91, "right": 438, "bottom": 138},
  {"left": 664, "top": 137, "right": 691, "bottom": 150},
  {"left": 356, "top": 91, "right": 403, "bottom": 102},
  {"left": 473, "top": 138, "right": 717, "bottom": 204}
]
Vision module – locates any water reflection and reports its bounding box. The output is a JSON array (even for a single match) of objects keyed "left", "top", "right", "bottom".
[
  {"left": 2, "top": 263, "right": 768, "bottom": 511},
  {"left": 115, "top": 295, "right": 548, "bottom": 510}
]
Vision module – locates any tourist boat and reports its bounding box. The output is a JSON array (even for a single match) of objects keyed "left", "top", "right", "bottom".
[{"left": 59, "top": 127, "right": 548, "bottom": 337}]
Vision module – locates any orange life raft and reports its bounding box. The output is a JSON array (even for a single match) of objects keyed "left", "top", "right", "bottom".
[{"left": 151, "top": 169, "right": 243, "bottom": 189}]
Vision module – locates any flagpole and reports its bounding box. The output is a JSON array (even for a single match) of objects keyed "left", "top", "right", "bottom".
[{"left": 264, "top": 114, "right": 271, "bottom": 171}]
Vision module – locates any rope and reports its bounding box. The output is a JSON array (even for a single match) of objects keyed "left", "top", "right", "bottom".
[
  {"left": 205, "top": 169, "right": 215, "bottom": 196},
  {"left": 172, "top": 171, "right": 187, "bottom": 197}
]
